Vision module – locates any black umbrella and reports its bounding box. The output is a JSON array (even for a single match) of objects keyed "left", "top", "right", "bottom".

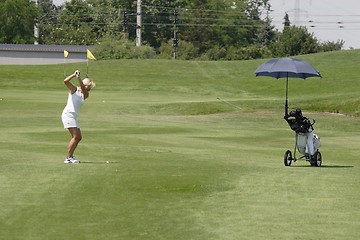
[{"left": 254, "top": 57, "right": 321, "bottom": 115}]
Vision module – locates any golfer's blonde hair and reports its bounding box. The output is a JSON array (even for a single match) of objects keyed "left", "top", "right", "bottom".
[{"left": 82, "top": 78, "right": 96, "bottom": 90}]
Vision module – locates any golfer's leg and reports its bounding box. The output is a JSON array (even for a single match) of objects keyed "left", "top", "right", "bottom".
[{"left": 67, "top": 127, "right": 82, "bottom": 158}]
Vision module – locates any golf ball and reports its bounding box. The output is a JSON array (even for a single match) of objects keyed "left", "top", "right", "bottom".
[{"left": 106, "top": 161, "right": 109, "bottom": 164}]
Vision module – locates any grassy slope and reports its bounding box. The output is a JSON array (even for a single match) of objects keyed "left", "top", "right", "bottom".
[{"left": 0, "top": 50, "right": 360, "bottom": 239}]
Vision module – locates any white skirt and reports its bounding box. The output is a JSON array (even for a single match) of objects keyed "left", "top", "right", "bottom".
[{"left": 61, "top": 111, "right": 80, "bottom": 129}]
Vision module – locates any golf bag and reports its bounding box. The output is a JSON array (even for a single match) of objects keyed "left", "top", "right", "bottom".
[{"left": 283, "top": 109, "right": 322, "bottom": 167}]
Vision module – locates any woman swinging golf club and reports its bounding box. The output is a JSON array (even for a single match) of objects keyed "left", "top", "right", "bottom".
[{"left": 61, "top": 70, "right": 95, "bottom": 163}]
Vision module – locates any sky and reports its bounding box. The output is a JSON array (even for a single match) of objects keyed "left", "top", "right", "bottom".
[
  {"left": 268, "top": 0, "right": 360, "bottom": 49},
  {"left": 53, "top": 0, "right": 360, "bottom": 49}
]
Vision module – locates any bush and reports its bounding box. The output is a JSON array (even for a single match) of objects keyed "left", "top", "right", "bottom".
[
  {"left": 200, "top": 45, "right": 228, "bottom": 60},
  {"left": 318, "top": 40, "right": 344, "bottom": 52},
  {"left": 199, "top": 44, "right": 272, "bottom": 61},
  {"left": 227, "top": 45, "right": 272, "bottom": 60},
  {"left": 93, "top": 36, "right": 154, "bottom": 60},
  {"left": 157, "top": 40, "right": 200, "bottom": 60}
]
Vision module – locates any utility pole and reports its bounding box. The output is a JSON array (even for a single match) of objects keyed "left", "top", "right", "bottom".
[
  {"left": 136, "top": 0, "right": 142, "bottom": 47},
  {"left": 33, "top": 0, "right": 39, "bottom": 45},
  {"left": 123, "top": 10, "right": 129, "bottom": 39},
  {"left": 294, "top": 0, "right": 300, "bottom": 26},
  {"left": 173, "top": 7, "right": 179, "bottom": 60},
  {"left": 287, "top": 0, "right": 307, "bottom": 26}
]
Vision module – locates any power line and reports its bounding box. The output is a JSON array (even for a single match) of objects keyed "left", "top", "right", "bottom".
[{"left": 48, "top": 21, "right": 267, "bottom": 28}]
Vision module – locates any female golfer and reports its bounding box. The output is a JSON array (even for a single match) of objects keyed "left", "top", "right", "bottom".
[{"left": 61, "top": 70, "right": 95, "bottom": 163}]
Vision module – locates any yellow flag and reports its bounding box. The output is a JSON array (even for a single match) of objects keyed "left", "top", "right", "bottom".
[
  {"left": 64, "top": 50, "right": 69, "bottom": 58},
  {"left": 87, "top": 49, "right": 96, "bottom": 60}
]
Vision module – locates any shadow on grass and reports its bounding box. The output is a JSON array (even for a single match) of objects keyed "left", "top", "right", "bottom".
[
  {"left": 291, "top": 165, "right": 354, "bottom": 168},
  {"left": 80, "top": 162, "right": 121, "bottom": 164},
  {"left": 320, "top": 165, "right": 354, "bottom": 168}
]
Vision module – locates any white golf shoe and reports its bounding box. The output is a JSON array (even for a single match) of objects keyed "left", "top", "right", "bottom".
[{"left": 64, "top": 156, "right": 80, "bottom": 164}]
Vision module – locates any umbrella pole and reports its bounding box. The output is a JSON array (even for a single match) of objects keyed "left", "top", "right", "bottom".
[{"left": 285, "top": 75, "right": 289, "bottom": 116}]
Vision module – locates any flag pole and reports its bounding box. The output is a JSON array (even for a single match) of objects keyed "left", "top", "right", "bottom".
[
  {"left": 86, "top": 49, "right": 96, "bottom": 77},
  {"left": 63, "top": 50, "right": 68, "bottom": 77},
  {"left": 87, "top": 58, "right": 89, "bottom": 76},
  {"left": 64, "top": 56, "right": 66, "bottom": 77}
]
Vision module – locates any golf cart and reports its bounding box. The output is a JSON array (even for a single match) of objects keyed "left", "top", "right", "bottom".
[{"left": 283, "top": 109, "right": 322, "bottom": 167}]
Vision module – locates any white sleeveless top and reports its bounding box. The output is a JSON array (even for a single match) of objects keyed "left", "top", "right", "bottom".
[{"left": 63, "top": 88, "right": 84, "bottom": 115}]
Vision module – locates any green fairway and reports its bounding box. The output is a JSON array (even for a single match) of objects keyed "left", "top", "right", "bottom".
[{"left": 1, "top": 51, "right": 360, "bottom": 239}]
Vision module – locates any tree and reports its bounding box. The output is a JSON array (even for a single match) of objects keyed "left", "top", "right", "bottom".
[
  {"left": 36, "top": 0, "right": 60, "bottom": 44},
  {"left": 269, "top": 12, "right": 344, "bottom": 57},
  {"left": 244, "top": 0, "right": 274, "bottom": 45},
  {"left": 140, "top": 0, "right": 177, "bottom": 49},
  {"left": 28, "top": 0, "right": 341, "bottom": 60},
  {"left": 180, "top": 0, "right": 264, "bottom": 52},
  {"left": 253, "top": 12, "right": 278, "bottom": 47},
  {"left": 283, "top": 13, "right": 290, "bottom": 27},
  {"left": 87, "top": 0, "right": 124, "bottom": 38},
  {"left": 41, "top": 0, "right": 96, "bottom": 45},
  {"left": 270, "top": 25, "right": 318, "bottom": 57},
  {"left": 0, "top": 0, "right": 39, "bottom": 44}
]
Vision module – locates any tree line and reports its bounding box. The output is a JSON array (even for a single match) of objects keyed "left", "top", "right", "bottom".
[{"left": 0, "top": 0, "right": 344, "bottom": 60}]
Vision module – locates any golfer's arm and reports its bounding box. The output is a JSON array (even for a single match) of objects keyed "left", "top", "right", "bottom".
[
  {"left": 64, "top": 74, "right": 77, "bottom": 93},
  {"left": 78, "top": 78, "right": 89, "bottom": 99}
]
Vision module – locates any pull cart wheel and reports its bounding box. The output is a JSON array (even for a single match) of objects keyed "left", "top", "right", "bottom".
[
  {"left": 284, "top": 150, "right": 292, "bottom": 166},
  {"left": 313, "top": 151, "right": 322, "bottom": 167}
]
